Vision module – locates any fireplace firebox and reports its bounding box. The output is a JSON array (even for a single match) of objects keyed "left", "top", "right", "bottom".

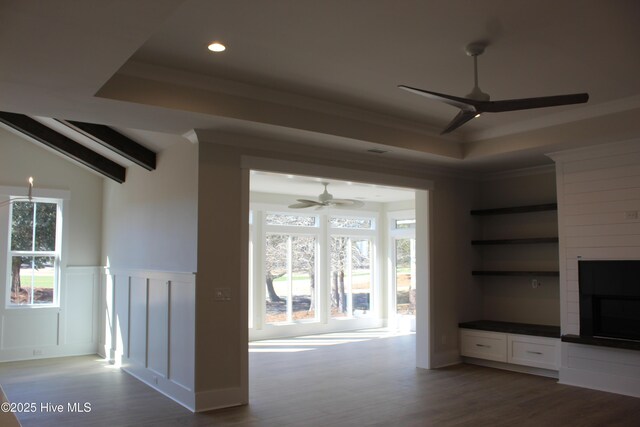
[{"left": 579, "top": 260, "right": 640, "bottom": 342}]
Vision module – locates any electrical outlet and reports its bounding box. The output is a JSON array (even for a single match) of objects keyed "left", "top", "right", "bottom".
[
  {"left": 33, "top": 349, "right": 42, "bottom": 356},
  {"left": 532, "top": 279, "right": 540, "bottom": 289}
]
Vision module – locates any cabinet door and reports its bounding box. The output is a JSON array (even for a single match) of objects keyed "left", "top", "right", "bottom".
[
  {"left": 507, "top": 334, "right": 559, "bottom": 370},
  {"left": 460, "top": 329, "right": 507, "bottom": 362}
]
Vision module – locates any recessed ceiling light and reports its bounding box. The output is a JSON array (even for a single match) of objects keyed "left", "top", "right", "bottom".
[{"left": 208, "top": 42, "right": 226, "bottom": 52}]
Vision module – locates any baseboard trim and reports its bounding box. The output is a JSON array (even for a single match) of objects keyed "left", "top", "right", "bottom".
[
  {"left": 0, "top": 344, "right": 98, "bottom": 363},
  {"left": 431, "top": 349, "right": 461, "bottom": 368},
  {"left": 194, "top": 387, "right": 247, "bottom": 412},
  {"left": 462, "top": 357, "right": 559, "bottom": 379},
  {"left": 122, "top": 364, "right": 196, "bottom": 412}
]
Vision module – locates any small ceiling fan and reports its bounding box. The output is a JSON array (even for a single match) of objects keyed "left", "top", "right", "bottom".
[
  {"left": 399, "top": 42, "right": 589, "bottom": 134},
  {"left": 288, "top": 183, "right": 364, "bottom": 209}
]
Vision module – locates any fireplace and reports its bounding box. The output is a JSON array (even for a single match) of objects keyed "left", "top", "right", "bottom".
[{"left": 579, "top": 260, "right": 640, "bottom": 342}]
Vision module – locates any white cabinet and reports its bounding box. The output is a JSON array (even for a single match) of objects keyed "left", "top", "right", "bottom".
[
  {"left": 460, "top": 329, "right": 507, "bottom": 362},
  {"left": 507, "top": 334, "right": 559, "bottom": 370},
  {"left": 460, "top": 328, "right": 559, "bottom": 371}
]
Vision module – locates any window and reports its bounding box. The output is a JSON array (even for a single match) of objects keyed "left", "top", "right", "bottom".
[
  {"left": 389, "top": 213, "right": 416, "bottom": 318},
  {"left": 395, "top": 237, "right": 416, "bottom": 315},
  {"left": 253, "top": 209, "right": 377, "bottom": 330},
  {"left": 329, "top": 216, "right": 374, "bottom": 229},
  {"left": 394, "top": 218, "right": 415, "bottom": 229},
  {"left": 265, "top": 213, "right": 317, "bottom": 227},
  {"left": 330, "top": 237, "right": 372, "bottom": 318},
  {"left": 264, "top": 233, "right": 317, "bottom": 323},
  {"left": 8, "top": 199, "right": 61, "bottom": 306}
]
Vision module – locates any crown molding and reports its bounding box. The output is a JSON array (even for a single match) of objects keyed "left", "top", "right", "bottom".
[
  {"left": 546, "top": 138, "right": 640, "bottom": 163},
  {"left": 480, "top": 163, "right": 556, "bottom": 181},
  {"left": 118, "top": 61, "right": 455, "bottom": 142}
]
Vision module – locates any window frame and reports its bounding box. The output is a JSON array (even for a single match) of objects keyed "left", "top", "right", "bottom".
[
  {"left": 387, "top": 210, "right": 417, "bottom": 323},
  {"left": 5, "top": 196, "right": 63, "bottom": 309},
  {"left": 250, "top": 202, "right": 380, "bottom": 333},
  {"left": 327, "top": 234, "right": 375, "bottom": 319},
  {"left": 260, "top": 208, "right": 321, "bottom": 326},
  {"left": 328, "top": 214, "right": 376, "bottom": 230},
  {"left": 263, "top": 231, "right": 320, "bottom": 325}
]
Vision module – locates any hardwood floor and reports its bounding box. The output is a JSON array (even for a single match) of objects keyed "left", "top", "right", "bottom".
[{"left": 1, "top": 329, "right": 639, "bottom": 426}]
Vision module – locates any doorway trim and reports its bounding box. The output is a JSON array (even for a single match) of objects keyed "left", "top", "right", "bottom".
[{"left": 241, "top": 155, "right": 435, "bottom": 384}]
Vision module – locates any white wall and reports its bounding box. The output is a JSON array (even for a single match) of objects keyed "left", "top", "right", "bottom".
[
  {"left": 0, "top": 127, "right": 103, "bottom": 361},
  {"left": 101, "top": 141, "right": 198, "bottom": 272},
  {"left": 550, "top": 139, "right": 640, "bottom": 397},
  {"left": 433, "top": 176, "right": 480, "bottom": 364},
  {"left": 100, "top": 140, "right": 199, "bottom": 409}
]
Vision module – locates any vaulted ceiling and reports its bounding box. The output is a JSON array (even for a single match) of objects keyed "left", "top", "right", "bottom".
[{"left": 1, "top": 0, "right": 639, "bottom": 173}]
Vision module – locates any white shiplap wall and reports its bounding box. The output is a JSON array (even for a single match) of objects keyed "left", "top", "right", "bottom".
[{"left": 549, "top": 139, "right": 640, "bottom": 397}]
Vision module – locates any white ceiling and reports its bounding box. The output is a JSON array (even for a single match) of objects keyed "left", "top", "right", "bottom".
[
  {"left": 250, "top": 171, "right": 415, "bottom": 203},
  {"left": 0, "top": 0, "right": 639, "bottom": 173}
]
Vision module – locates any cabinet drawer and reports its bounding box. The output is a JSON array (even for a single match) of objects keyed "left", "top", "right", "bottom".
[
  {"left": 460, "top": 329, "right": 507, "bottom": 362},
  {"left": 507, "top": 334, "right": 559, "bottom": 370}
]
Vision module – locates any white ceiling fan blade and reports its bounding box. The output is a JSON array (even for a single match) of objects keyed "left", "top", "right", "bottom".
[
  {"left": 329, "top": 199, "right": 365, "bottom": 208},
  {"left": 289, "top": 201, "right": 321, "bottom": 209}
]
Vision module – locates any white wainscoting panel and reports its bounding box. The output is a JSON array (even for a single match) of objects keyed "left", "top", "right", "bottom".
[
  {"left": 64, "top": 268, "right": 98, "bottom": 346},
  {"left": 114, "top": 274, "right": 130, "bottom": 361},
  {"left": 168, "top": 277, "right": 196, "bottom": 392},
  {"left": 0, "top": 266, "right": 100, "bottom": 361},
  {"left": 100, "top": 272, "right": 114, "bottom": 360},
  {"left": 148, "top": 278, "right": 169, "bottom": 378},
  {"left": 549, "top": 139, "right": 640, "bottom": 397},
  {"left": 101, "top": 269, "right": 196, "bottom": 411},
  {"left": 129, "top": 276, "right": 147, "bottom": 366}
]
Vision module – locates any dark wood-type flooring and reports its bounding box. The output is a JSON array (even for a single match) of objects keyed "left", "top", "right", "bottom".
[{"left": 1, "top": 329, "right": 639, "bottom": 426}]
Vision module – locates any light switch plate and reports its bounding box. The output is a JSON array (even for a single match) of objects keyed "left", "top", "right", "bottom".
[{"left": 214, "top": 288, "right": 231, "bottom": 301}]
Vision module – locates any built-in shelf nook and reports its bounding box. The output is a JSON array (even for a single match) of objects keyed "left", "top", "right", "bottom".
[{"left": 462, "top": 177, "right": 561, "bottom": 377}]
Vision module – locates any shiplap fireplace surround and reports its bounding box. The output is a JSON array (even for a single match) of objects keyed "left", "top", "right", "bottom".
[{"left": 549, "top": 139, "right": 640, "bottom": 397}]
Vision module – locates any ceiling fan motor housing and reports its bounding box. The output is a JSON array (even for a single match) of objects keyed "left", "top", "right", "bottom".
[
  {"left": 319, "top": 183, "right": 332, "bottom": 203},
  {"left": 466, "top": 85, "right": 490, "bottom": 101}
]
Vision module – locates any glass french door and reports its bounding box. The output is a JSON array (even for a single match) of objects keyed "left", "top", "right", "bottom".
[
  {"left": 329, "top": 237, "right": 372, "bottom": 319},
  {"left": 393, "top": 237, "right": 416, "bottom": 329},
  {"left": 264, "top": 233, "right": 317, "bottom": 324}
]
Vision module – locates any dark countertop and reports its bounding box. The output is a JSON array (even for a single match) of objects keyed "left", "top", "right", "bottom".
[
  {"left": 561, "top": 334, "right": 640, "bottom": 351},
  {"left": 459, "top": 320, "right": 561, "bottom": 338}
]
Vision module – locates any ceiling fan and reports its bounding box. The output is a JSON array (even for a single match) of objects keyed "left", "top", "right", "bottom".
[
  {"left": 288, "top": 183, "right": 364, "bottom": 209},
  {"left": 398, "top": 42, "right": 589, "bottom": 134}
]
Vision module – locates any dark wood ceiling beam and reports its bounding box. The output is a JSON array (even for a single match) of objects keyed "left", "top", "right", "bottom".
[
  {"left": 62, "top": 120, "right": 156, "bottom": 171},
  {"left": 0, "top": 112, "right": 126, "bottom": 183}
]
